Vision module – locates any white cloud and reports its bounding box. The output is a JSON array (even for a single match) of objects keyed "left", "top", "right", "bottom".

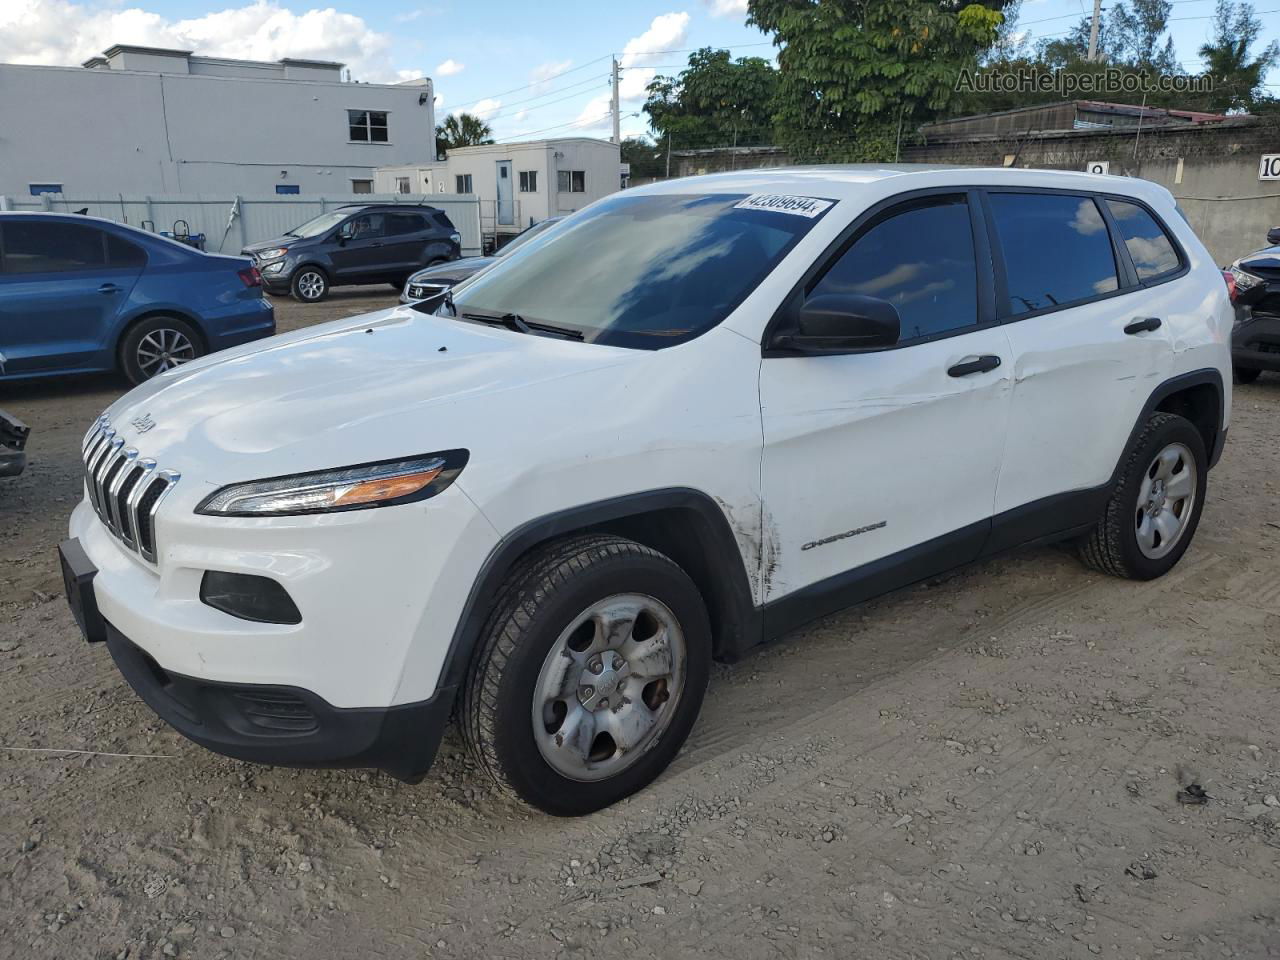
[
  {"left": 620, "top": 12, "right": 690, "bottom": 70},
  {"left": 0, "top": 0, "right": 411, "bottom": 82},
  {"left": 567, "top": 13, "right": 688, "bottom": 136},
  {"left": 435, "top": 57, "right": 464, "bottom": 77},
  {"left": 703, "top": 0, "right": 748, "bottom": 17},
  {"left": 531, "top": 58, "right": 573, "bottom": 91},
  {"left": 469, "top": 97, "right": 502, "bottom": 120},
  {"left": 433, "top": 93, "right": 445, "bottom": 108}
]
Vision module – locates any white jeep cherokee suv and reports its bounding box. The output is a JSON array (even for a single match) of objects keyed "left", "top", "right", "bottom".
[{"left": 60, "top": 166, "right": 1231, "bottom": 815}]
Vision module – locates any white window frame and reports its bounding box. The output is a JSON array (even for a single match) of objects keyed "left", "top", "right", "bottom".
[
  {"left": 347, "top": 110, "right": 390, "bottom": 144},
  {"left": 455, "top": 174, "right": 474, "bottom": 194},
  {"left": 519, "top": 170, "right": 538, "bottom": 193}
]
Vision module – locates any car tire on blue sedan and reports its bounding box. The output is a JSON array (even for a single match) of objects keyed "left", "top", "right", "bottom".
[{"left": 120, "top": 315, "right": 204, "bottom": 385}]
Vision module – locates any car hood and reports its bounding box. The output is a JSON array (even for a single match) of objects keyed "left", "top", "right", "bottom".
[
  {"left": 1238, "top": 245, "right": 1280, "bottom": 275},
  {"left": 241, "top": 235, "right": 308, "bottom": 255},
  {"left": 102, "top": 306, "right": 635, "bottom": 485},
  {"left": 407, "top": 256, "right": 495, "bottom": 284}
]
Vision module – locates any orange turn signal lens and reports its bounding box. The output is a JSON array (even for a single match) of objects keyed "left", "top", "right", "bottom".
[{"left": 331, "top": 467, "right": 444, "bottom": 507}]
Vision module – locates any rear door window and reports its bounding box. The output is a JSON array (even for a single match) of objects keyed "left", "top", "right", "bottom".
[
  {"left": 809, "top": 194, "right": 979, "bottom": 341},
  {"left": 988, "top": 193, "right": 1119, "bottom": 314},
  {"left": 386, "top": 213, "right": 427, "bottom": 236},
  {"left": 1104, "top": 199, "right": 1182, "bottom": 281},
  {"left": 106, "top": 233, "right": 147, "bottom": 269},
  {"left": 1, "top": 221, "right": 107, "bottom": 274}
]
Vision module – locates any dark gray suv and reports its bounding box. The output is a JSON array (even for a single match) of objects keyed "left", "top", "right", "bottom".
[{"left": 243, "top": 204, "right": 461, "bottom": 303}]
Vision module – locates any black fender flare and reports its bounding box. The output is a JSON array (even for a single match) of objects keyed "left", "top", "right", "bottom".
[
  {"left": 435, "top": 487, "right": 759, "bottom": 702},
  {"left": 1114, "top": 367, "right": 1226, "bottom": 478}
]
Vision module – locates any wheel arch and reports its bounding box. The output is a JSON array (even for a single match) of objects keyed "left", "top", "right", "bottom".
[
  {"left": 1141, "top": 368, "right": 1225, "bottom": 470},
  {"left": 437, "top": 488, "right": 760, "bottom": 703}
]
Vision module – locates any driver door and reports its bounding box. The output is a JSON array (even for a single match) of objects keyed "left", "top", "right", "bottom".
[
  {"left": 758, "top": 191, "right": 1013, "bottom": 611},
  {"left": 329, "top": 212, "right": 386, "bottom": 279}
]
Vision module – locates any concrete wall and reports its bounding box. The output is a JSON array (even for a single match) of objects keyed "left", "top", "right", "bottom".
[{"left": 0, "top": 62, "right": 435, "bottom": 197}]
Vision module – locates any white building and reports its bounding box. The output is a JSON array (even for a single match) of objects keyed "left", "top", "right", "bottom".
[
  {"left": 374, "top": 138, "right": 622, "bottom": 240},
  {"left": 0, "top": 45, "right": 436, "bottom": 197}
]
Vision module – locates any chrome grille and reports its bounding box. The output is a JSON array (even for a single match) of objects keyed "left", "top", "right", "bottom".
[
  {"left": 81, "top": 416, "right": 179, "bottom": 564},
  {"left": 406, "top": 281, "right": 449, "bottom": 301}
]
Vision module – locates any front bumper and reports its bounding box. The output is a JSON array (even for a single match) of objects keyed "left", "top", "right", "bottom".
[
  {"left": 1232, "top": 309, "right": 1280, "bottom": 371},
  {"left": 104, "top": 621, "right": 453, "bottom": 781},
  {"left": 0, "top": 448, "right": 25, "bottom": 478}
]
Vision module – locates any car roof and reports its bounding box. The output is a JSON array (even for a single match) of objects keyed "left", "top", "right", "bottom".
[
  {"left": 631, "top": 163, "right": 1173, "bottom": 205},
  {"left": 335, "top": 203, "right": 443, "bottom": 212}
]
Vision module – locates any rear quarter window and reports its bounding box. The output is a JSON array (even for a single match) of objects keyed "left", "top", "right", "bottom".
[{"left": 1104, "top": 199, "right": 1183, "bottom": 281}]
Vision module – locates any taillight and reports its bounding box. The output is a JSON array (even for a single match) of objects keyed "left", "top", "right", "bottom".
[
  {"left": 238, "top": 266, "right": 262, "bottom": 288},
  {"left": 1222, "top": 268, "right": 1237, "bottom": 303}
]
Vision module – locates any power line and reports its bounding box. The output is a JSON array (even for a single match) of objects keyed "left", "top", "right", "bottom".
[
  {"left": 482, "top": 78, "right": 612, "bottom": 124},
  {"left": 492, "top": 111, "right": 618, "bottom": 142},
  {"left": 449, "top": 54, "right": 614, "bottom": 110}
]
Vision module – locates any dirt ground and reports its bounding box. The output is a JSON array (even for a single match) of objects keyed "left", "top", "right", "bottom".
[{"left": 2, "top": 289, "right": 1279, "bottom": 960}]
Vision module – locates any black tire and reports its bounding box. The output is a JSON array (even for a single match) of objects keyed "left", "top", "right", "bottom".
[
  {"left": 119, "top": 315, "right": 204, "bottom": 385},
  {"left": 462, "top": 534, "right": 711, "bottom": 816},
  {"left": 1233, "top": 366, "right": 1261, "bottom": 384},
  {"left": 1078, "top": 412, "right": 1207, "bottom": 580},
  {"left": 290, "top": 266, "right": 329, "bottom": 303}
]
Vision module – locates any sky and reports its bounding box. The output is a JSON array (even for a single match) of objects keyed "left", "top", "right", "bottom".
[{"left": 1, "top": 0, "right": 1277, "bottom": 144}]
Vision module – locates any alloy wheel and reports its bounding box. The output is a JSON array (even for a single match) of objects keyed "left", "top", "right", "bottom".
[
  {"left": 296, "top": 271, "right": 325, "bottom": 300},
  {"left": 531, "top": 593, "right": 687, "bottom": 782},
  {"left": 1134, "top": 441, "right": 1197, "bottom": 559},
  {"left": 136, "top": 328, "right": 196, "bottom": 378}
]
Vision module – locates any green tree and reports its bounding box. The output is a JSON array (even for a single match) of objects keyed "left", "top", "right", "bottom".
[
  {"left": 1197, "top": 0, "right": 1279, "bottom": 112},
  {"left": 619, "top": 136, "right": 666, "bottom": 179},
  {"left": 435, "top": 112, "right": 494, "bottom": 156},
  {"left": 747, "top": 0, "right": 1008, "bottom": 162},
  {"left": 1108, "top": 0, "right": 1178, "bottom": 72},
  {"left": 643, "top": 47, "right": 778, "bottom": 149}
]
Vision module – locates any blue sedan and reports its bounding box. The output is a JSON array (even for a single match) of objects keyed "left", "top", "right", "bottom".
[{"left": 0, "top": 213, "right": 275, "bottom": 385}]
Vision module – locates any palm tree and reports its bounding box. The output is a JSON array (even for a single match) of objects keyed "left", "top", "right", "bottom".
[
  {"left": 435, "top": 112, "right": 495, "bottom": 156},
  {"left": 1198, "top": 0, "right": 1279, "bottom": 112}
]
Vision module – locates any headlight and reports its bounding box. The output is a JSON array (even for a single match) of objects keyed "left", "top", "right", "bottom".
[
  {"left": 196, "top": 451, "right": 468, "bottom": 517},
  {"left": 258, "top": 247, "right": 288, "bottom": 261}
]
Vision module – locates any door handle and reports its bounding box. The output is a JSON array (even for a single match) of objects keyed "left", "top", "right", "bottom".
[
  {"left": 1124, "top": 317, "right": 1162, "bottom": 335},
  {"left": 98, "top": 283, "right": 121, "bottom": 294},
  {"left": 948, "top": 355, "right": 1002, "bottom": 377}
]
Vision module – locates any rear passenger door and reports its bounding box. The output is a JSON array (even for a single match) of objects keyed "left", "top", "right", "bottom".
[
  {"left": 383, "top": 212, "right": 430, "bottom": 273},
  {"left": 985, "top": 190, "right": 1178, "bottom": 535},
  {"left": 0, "top": 220, "right": 145, "bottom": 375},
  {"left": 759, "top": 191, "right": 1014, "bottom": 605}
]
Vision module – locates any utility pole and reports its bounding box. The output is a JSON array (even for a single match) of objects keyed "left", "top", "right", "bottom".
[
  {"left": 1087, "top": 0, "right": 1103, "bottom": 61},
  {"left": 611, "top": 57, "right": 621, "bottom": 144}
]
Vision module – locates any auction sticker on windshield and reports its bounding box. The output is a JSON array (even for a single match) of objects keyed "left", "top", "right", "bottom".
[{"left": 734, "top": 194, "right": 834, "bottom": 218}]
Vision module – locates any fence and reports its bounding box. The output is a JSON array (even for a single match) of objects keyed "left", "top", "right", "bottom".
[{"left": 0, "top": 192, "right": 484, "bottom": 258}]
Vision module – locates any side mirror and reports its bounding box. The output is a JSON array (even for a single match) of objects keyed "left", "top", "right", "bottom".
[
  {"left": 1267, "top": 226, "right": 1280, "bottom": 246},
  {"left": 337, "top": 222, "right": 356, "bottom": 242},
  {"left": 772, "top": 294, "right": 900, "bottom": 353}
]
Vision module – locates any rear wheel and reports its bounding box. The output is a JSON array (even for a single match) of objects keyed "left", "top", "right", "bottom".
[
  {"left": 1233, "top": 366, "right": 1261, "bottom": 384},
  {"left": 462, "top": 535, "right": 711, "bottom": 816},
  {"left": 1078, "top": 412, "right": 1206, "bottom": 580},
  {"left": 119, "top": 316, "right": 203, "bottom": 385},
  {"left": 290, "top": 267, "right": 328, "bottom": 303}
]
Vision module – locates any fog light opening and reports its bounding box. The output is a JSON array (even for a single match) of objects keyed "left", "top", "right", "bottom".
[{"left": 200, "top": 571, "right": 301, "bottom": 625}]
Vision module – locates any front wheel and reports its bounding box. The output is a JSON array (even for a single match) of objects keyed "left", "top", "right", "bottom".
[
  {"left": 1078, "top": 412, "right": 1207, "bottom": 580},
  {"left": 119, "top": 316, "right": 204, "bottom": 385},
  {"left": 290, "top": 267, "right": 328, "bottom": 303},
  {"left": 462, "top": 535, "right": 711, "bottom": 816}
]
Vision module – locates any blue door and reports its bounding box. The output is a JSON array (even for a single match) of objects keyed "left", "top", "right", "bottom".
[
  {"left": 0, "top": 220, "right": 143, "bottom": 375},
  {"left": 496, "top": 160, "right": 514, "bottom": 226}
]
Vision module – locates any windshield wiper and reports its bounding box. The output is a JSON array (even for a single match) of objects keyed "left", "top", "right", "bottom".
[
  {"left": 282, "top": 230, "right": 298, "bottom": 237},
  {"left": 461, "top": 309, "right": 584, "bottom": 341}
]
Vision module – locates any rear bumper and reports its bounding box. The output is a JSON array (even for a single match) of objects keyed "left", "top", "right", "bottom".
[
  {"left": 105, "top": 622, "right": 454, "bottom": 782},
  {"left": 1232, "top": 311, "right": 1280, "bottom": 371},
  {"left": 206, "top": 302, "right": 276, "bottom": 352}
]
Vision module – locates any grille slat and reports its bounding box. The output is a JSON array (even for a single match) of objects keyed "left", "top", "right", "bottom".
[{"left": 80, "top": 417, "right": 179, "bottom": 564}]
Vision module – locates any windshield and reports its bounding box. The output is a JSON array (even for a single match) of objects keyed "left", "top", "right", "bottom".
[
  {"left": 286, "top": 211, "right": 350, "bottom": 239},
  {"left": 496, "top": 217, "right": 562, "bottom": 257},
  {"left": 448, "top": 193, "right": 828, "bottom": 348}
]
